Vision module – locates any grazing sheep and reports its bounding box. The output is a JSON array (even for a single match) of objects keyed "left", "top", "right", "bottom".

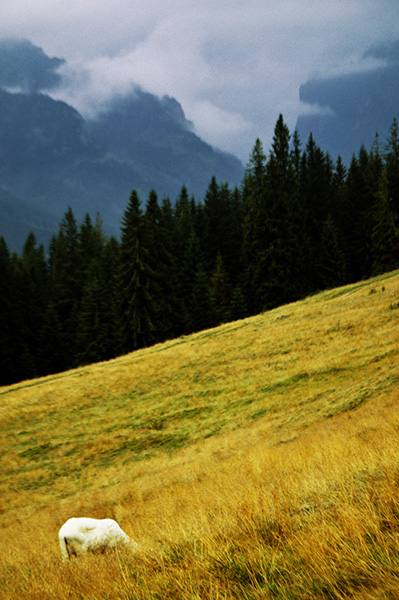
[{"left": 59, "top": 517, "right": 137, "bottom": 561}]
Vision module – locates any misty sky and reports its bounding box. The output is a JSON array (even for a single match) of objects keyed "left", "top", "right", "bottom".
[{"left": 1, "top": 0, "right": 398, "bottom": 162}]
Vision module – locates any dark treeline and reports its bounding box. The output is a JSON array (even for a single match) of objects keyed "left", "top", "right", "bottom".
[{"left": 1, "top": 115, "right": 399, "bottom": 385}]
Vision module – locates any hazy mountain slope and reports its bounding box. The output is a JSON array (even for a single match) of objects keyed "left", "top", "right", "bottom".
[
  {"left": 0, "top": 269, "right": 398, "bottom": 598},
  {"left": 296, "top": 39, "right": 399, "bottom": 163},
  {"left": 87, "top": 91, "right": 242, "bottom": 197},
  {"left": 0, "top": 187, "right": 59, "bottom": 251},
  {"left": 0, "top": 40, "right": 244, "bottom": 251},
  {"left": 0, "top": 37, "right": 64, "bottom": 93}
]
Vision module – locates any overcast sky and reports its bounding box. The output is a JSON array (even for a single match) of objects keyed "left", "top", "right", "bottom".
[{"left": 0, "top": 0, "right": 398, "bottom": 162}]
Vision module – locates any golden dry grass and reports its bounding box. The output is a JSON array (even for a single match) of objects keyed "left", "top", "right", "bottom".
[{"left": 1, "top": 271, "right": 399, "bottom": 598}]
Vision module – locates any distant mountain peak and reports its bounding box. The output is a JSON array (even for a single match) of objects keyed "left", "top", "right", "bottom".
[{"left": 0, "top": 37, "right": 65, "bottom": 94}]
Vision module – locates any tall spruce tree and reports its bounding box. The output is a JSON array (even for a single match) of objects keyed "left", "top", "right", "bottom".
[
  {"left": 203, "top": 176, "right": 222, "bottom": 272},
  {"left": 173, "top": 185, "right": 209, "bottom": 334},
  {"left": 203, "top": 178, "right": 242, "bottom": 285},
  {"left": 76, "top": 259, "right": 114, "bottom": 365},
  {"left": 157, "top": 197, "right": 181, "bottom": 339},
  {"left": 176, "top": 228, "right": 209, "bottom": 334},
  {"left": 226, "top": 185, "right": 244, "bottom": 284},
  {"left": 101, "top": 235, "right": 120, "bottom": 355},
  {"left": 118, "top": 190, "right": 157, "bottom": 352},
  {"left": 384, "top": 117, "right": 399, "bottom": 223},
  {"left": 74, "top": 214, "right": 119, "bottom": 365},
  {"left": 242, "top": 138, "right": 267, "bottom": 313},
  {"left": 299, "top": 134, "right": 335, "bottom": 291},
  {"left": 145, "top": 189, "right": 179, "bottom": 342},
  {"left": 261, "top": 114, "right": 295, "bottom": 306},
  {"left": 288, "top": 129, "right": 311, "bottom": 299},
  {"left": 371, "top": 166, "right": 399, "bottom": 274},
  {"left": 18, "top": 232, "right": 48, "bottom": 377},
  {"left": 2, "top": 232, "right": 49, "bottom": 382},
  {"left": 345, "top": 146, "right": 382, "bottom": 280},
  {"left": 0, "top": 237, "right": 19, "bottom": 384},
  {"left": 47, "top": 207, "right": 80, "bottom": 368},
  {"left": 76, "top": 213, "right": 106, "bottom": 282},
  {"left": 327, "top": 156, "right": 350, "bottom": 282}
]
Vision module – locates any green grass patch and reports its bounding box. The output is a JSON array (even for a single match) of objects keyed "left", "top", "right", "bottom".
[
  {"left": 98, "top": 431, "right": 191, "bottom": 466},
  {"left": 247, "top": 408, "right": 269, "bottom": 421}
]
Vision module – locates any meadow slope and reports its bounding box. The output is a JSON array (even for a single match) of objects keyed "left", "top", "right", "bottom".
[{"left": 1, "top": 270, "right": 398, "bottom": 599}]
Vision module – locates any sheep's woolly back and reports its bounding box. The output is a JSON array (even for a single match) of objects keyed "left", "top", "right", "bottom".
[{"left": 58, "top": 517, "right": 135, "bottom": 560}]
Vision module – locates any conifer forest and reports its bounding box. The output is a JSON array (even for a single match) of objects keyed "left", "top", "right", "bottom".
[{"left": 1, "top": 115, "right": 399, "bottom": 385}]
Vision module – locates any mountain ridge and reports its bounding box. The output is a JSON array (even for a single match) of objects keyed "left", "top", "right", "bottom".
[{"left": 0, "top": 40, "right": 244, "bottom": 251}]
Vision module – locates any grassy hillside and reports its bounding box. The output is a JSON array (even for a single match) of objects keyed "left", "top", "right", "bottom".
[{"left": 1, "top": 270, "right": 399, "bottom": 599}]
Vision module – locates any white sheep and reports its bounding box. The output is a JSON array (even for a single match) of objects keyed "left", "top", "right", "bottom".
[{"left": 59, "top": 517, "right": 137, "bottom": 561}]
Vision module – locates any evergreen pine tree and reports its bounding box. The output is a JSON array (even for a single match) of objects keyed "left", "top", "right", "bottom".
[
  {"left": 326, "top": 155, "right": 350, "bottom": 283},
  {"left": 345, "top": 146, "right": 382, "bottom": 281},
  {"left": 47, "top": 207, "right": 80, "bottom": 369},
  {"left": 242, "top": 138, "right": 267, "bottom": 314},
  {"left": 290, "top": 129, "right": 302, "bottom": 175},
  {"left": 203, "top": 176, "right": 222, "bottom": 272},
  {"left": 75, "top": 259, "right": 113, "bottom": 365},
  {"left": 77, "top": 213, "right": 105, "bottom": 281},
  {"left": 101, "top": 235, "right": 120, "bottom": 356},
  {"left": 261, "top": 114, "right": 296, "bottom": 306},
  {"left": 177, "top": 228, "right": 210, "bottom": 334},
  {"left": 288, "top": 129, "right": 311, "bottom": 299},
  {"left": 299, "top": 134, "right": 335, "bottom": 291},
  {"left": 227, "top": 186, "right": 244, "bottom": 283},
  {"left": 144, "top": 189, "right": 180, "bottom": 342},
  {"left": 173, "top": 186, "right": 210, "bottom": 334},
  {"left": 0, "top": 237, "right": 19, "bottom": 384},
  {"left": 371, "top": 166, "right": 399, "bottom": 274},
  {"left": 174, "top": 185, "right": 192, "bottom": 241},
  {"left": 384, "top": 117, "right": 399, "bottom": 223},
  {"left": 244, "top": 117, "right": 297, "bottom": 311},
  {"left": 74, "top": 210, "right": 118, "bottom": 364},
  {"left": 156, "top": 196, "right": 180, "bottom": 340},
  {"left": 18, "top": 232, "right": 48, "bottom": 377},
  {"left": 203, "top": 178, "right": 242, "bottom": 284},
  {"left": 118, "top": 190, "right": 157, "bottom": 352}
]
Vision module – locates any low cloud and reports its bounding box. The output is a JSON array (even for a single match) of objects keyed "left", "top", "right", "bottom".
[
  {"left": 298, "top": 102, "right": 336, "bottom": 118},
  {"left": 0, "top": 0, "right": 398, "bottom": 160},
  {"left": 189, "top": 100, "right": 252, "bottom": 155}
]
